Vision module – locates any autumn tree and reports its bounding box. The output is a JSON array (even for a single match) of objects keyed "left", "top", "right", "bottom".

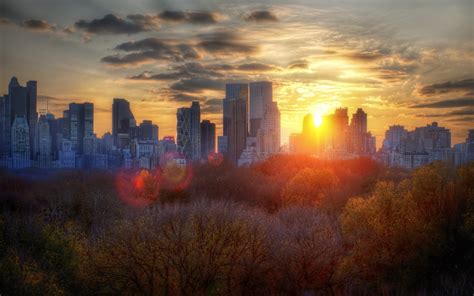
[{"left": 282, "top": 168, "right": 339, "bottom": 207}]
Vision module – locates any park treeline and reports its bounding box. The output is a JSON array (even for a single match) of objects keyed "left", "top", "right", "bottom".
[{"left": 0, "top": 156, "right": 473, "bottom": 295}]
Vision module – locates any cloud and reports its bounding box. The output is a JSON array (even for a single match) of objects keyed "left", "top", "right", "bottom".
[
  {"left": 343, "top": 51, "right": 384, "bottom": 62},
  {"left": 158, "top": 11, "right": 218, "bottom": 24},
  {"left": 197, "top": 31, "right": 257, "bottom": 55},
  {"left": 172, "top": 92, "right": 202, "bottom": 102},
  {"left": 244, "top": 11, "right": 278, "bottom": 22},
  {"left": 130, "top": 71, "right": 183, "bottom": 81},
  {"left": 0, "top": 17, "right": 12, "bottom": 25},
  {"left": 130, "top": 62, "right": 219, "bottom": 80},
  {"left": 237, "top": 62, "right": 279, "bottom": 72},
  {"left": 75, "top": 14, "right": 158, "bottom": 34},
  {"left": 416, "top": 108, "right": 474, "bottom": 117},
  {"left": 102, "top": 39, "right": 200, "bottom": 66},
  {"left": 288, "top": 60, "right": 309, "bottom": 69},
  {"left": 202, "top": 98, "right": 223, "bottom": 113},
  {"left": 21, "top": 19, "right": 56, "bottom": 32},
  {"left": 419, "top": 79, "right": 474, "bottom": 96},
  {"left": 411, "top": 97, "right": 474, "bottom": 108},
  {"left": 446, "top": 116, "right": 474, "bottom": 123},
  {"left": 170, "top": 77, "right": 226, "bottom": 93}
]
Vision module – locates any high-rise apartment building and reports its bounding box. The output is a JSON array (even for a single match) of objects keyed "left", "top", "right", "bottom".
[
  {"left": 177, "top": 101, "right": 201, "bottom": 161},
  {"left": 200, "top": 120, "right": 216, "bottom": 159}
]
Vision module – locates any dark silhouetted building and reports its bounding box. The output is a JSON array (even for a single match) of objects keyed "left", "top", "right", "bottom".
[
  {"left": 200, "top": 120, "right": 216, "bottom": 159},
  {"left": 69, "top": 102, "right": 93, "bottom": 154},
  {"left": 177, "top": 101, "right": 201, "bottom": 161},
  {"left": 224, "top": 83, "right": 248, "bottom": 164},
  {"left": 112, "top": 98, "right": 136, "bottom": 149}
]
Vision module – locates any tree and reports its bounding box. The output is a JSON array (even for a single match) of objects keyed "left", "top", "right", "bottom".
[{"left": 282, "top": 168, "right": 339, "bottom": 207}]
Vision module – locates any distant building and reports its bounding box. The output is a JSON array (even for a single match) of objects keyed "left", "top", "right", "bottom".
[
  {"left": 3, "top": 77, "right": 37, "bottom": 159},
  {"left": 59, "top": 138, "right": 76, "bottom": 168},
  {"left": 217, "top": 136, "right": 228, "bottom": 155},
  {"left": 200, "top": 120, "right": 216, "bottom": 159},
  {"left": 381, "top": 122, "right": 452, "bottom": 169},
  {"left": 177, "top": 101, "right": 201, "bottom": 161},
  {"left": 112, "top": 98, "right": 136, "bottom": 149},
  {"left": 224, "top": 83, "right": 249, "bottom": 164},
  {"left": 382, "top": 125, "right": 408, "bottom": 152},
  {"left": 249, "top": 81, "right": 272, "bottom": 137},
  {"left": 69, "top": 102, "right": 93, "bottom": 154},
  {"left": 11, "top": 116, "right": 31, "bottom": 169},
  {"left": 35, "top": 115, "right": 52, "bottom": 168},
  {"left": 137, "top": 120, "right": 159, "bottom": 141}
]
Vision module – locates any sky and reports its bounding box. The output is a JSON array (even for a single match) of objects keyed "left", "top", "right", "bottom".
[{"left": 1, "top": 0, "right": 473, "bottom": 146}]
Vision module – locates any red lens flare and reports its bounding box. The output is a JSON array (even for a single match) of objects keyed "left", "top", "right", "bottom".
[
  {"left": 115, "top": 169, "right": 161, "bottom": 207},
  {"left": 208, "top": 152, "right": 224, "bottom": 166},
  {"left": 160, "top": 154, "right": 193, "bottom": 191}
]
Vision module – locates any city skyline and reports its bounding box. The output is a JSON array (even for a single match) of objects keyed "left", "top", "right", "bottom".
[{"left": 1, "top": 0, "right": 472, "bottom": 147}]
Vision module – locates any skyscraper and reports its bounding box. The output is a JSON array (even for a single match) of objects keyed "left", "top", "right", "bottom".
[
  {"left": 112, "top": 98, "right": 136, "bottom": 149},
  {"left": 257, "top": 101, "right": 280, "bottom": 155},
  {"left": 0, "top": 96, "right": 4, "bottom": 156},
  {"left": 6, "top": 77, "right": 37, "bottom": 159},
  {"left": 11, "top": 116, "right": 31, "bottom": 168},
  {"left": 351, "top": 108, "right": 367, "bottom": 134},
  {"left": 35, "top": 114, "right": 52, "bottom": 168},
  {"left": 27, "top": 80, "right": 38, "bottom": 158},
  {"left": 177, "top": 101, "right": 201, "bottom": 161},
  {"left": 200, "top": 120, "right": 216, "bottom": 159},
  {"left": 224, "top": 83, "right": 249, "bottom": 164},
  {"left": 137, "top": 120, "right": 159, "bottom": 141},
  {"left": 249, "top": 81, "right": 272, "bottom": 137},
  {"left": 69, "top": 102, "right": 94, "bottom": 154}
]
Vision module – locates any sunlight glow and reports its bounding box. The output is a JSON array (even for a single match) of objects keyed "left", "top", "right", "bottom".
[{"left": 309, "top": 101, "right": 342, "bottom": 127}]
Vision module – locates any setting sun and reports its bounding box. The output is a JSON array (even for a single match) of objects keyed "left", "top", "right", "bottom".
[
  {"left": 313, "top": 113, "right": 323, "bottom": 127},
  {"left": 309, "top": 101, "right": 341, "bottom": 127}
]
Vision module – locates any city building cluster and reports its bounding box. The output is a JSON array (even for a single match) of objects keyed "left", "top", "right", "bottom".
[
  {"left": 380, "top": 123, "right": 474, "bottom": 169},
  {"left": 289, "top": 108, "right": 376, "bottom": 159},
  {"left": 175, "top": 81, "right": 281, "bottom": 166},
  {"left": 0, "top": 77, "right": 178, "bottom": 170},
  {"left": 0, "top": 76, "right": 472, "bottom": 170},
  {"left": 289, "top": 108, "right": 474, "bottom": 169}
]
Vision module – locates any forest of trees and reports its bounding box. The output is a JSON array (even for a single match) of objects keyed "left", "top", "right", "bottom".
[{"left": 0, "top": 156, "right": 473, "bottom": 295}]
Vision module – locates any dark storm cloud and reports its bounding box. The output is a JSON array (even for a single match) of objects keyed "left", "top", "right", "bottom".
[
  {"left": 102, "top": 39, "right": 200, "bottom": 66},
  {"left": 171, "top": 77, "right": 226, "bottom": 93},
  {"left": 158, "top": 11, "right": 218, "bottom": 24},
  {"left": 22, "top": 19, "right": 55, "bottom": 31},
  {"left": 419, "top": 79, "right": 474, "bottom": 96},
  {"left": 197, "top": 31, "right": 257, "bottom": 55},
  {"left": 411, "top": 97, "right": 474, "bottom": 108},
  {"left": 75, "top": 14, "right": 157, "bottom": 34},
  {"left": 244, "top": 11, "right": 278, "bottom": 22}
]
